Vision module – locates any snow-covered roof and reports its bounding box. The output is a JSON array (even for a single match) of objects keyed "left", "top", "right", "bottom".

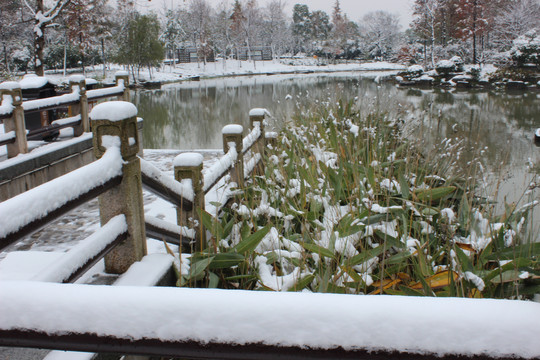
[{"left": 19, "top": 74, "right": 52, "bottom": 90}]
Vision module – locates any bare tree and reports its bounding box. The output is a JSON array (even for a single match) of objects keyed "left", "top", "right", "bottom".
[
  {"left": 22, "top": 0, "right": 72, "bottom": 75},
  {"left": 360, "top": 11, "right": 401, "bottom": 61},
  {"left": 492, "top": 0, "right": 540, "bottom": 50},
  {"left": 263, "top": 0, "right": 288, "bottom": 60}
]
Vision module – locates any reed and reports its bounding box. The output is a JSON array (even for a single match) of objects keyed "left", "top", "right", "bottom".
[{"left": 178, "top": 100, "right": 539, "bottom": 299}]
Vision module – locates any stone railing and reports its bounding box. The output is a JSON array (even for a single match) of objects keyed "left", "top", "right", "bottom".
[{"left": 0, "top": 72, "right": 130, "bottom": 159}]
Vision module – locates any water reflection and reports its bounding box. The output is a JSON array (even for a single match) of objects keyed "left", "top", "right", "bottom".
[{"left": 133, "top": 72, "right": 539, "bottom": 238}]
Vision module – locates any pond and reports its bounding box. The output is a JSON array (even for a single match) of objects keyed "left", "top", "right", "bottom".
[{"left": 132, "top": 72, "right": 540, "bottom": 239}]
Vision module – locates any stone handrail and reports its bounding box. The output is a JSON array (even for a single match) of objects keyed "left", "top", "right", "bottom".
[{"left": 0, "top": 72, "right": 130, "bottom": 159}]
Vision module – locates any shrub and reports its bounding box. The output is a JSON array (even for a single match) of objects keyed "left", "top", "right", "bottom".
[{"left": 510, "top": 29, "right": 540, "bottom": 68}]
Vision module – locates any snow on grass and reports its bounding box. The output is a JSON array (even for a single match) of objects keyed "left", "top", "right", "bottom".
[{"left": 0, "top": 281, "right": 539, "bottom": 358}]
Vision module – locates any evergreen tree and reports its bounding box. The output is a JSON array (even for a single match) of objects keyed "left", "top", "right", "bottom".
[
  {"left": 292, "top": 4, "right": 311, "bottom": 52},
  {"left": 115, "top": 13, "right": 164, "bottom": 81}
]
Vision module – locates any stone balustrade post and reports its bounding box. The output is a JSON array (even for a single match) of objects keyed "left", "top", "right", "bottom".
[
  {"left": 249, "top": 108, "right": 267, "bottom": 174},
  {"left": 222, "top": 124, "right": 244, "bottom": 188},
  {"left": 174, "top": 153, "right": 206, "bottom": 252},
  {"left": 0, "top": 83, "right": 28, "bottom": 158},
  {"left": 115, "top": 71, "right": 130, "bottom": 102},
  {"left": 90, "top": 101, "right": 146, "bottom": 274},
  {"left": 68, "top": 75, "right": 89, "bottom": 136}
]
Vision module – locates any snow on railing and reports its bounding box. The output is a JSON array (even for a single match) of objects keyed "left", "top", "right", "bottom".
[
  {"left": 0, "top": 72, "right": 130, "bottom": 159},
  {"left": 0, "top": 144, "right": 123, "bottom": 247},
  {"left": 244, "top": 152, "right": 262, "bottom": 180},
  {"left": 87, "top": 84, "right": 125, "bottom": 101},
  {"left": 203, "top": 144, "right": 238, "bottom": 193},
  {"left": 140, "top": 157, "right": 194, "bottom": 203},
  {"left": 22, "top": 89, "right": 80, "bottom": 112},
  {"left": 242, "top": 123, "right": 262, "bottom": 155},
  {"left": 0, "top": 282, "right": 538, "bottom": 359},
  {"left": 32, "top": 215, "right": 128, "bottom": 283},
  {"left": 0, "top": 131, "right": 16, "bottom": 146}
]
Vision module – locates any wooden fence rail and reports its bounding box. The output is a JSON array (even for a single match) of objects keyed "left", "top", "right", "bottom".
[{"left": 0, "top": 72, "right": 129, "bottom": 158}]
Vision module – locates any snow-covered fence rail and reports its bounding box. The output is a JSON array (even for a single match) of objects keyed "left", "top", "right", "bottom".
[
  {"left": 0, "top": 101, "right": 146, "bottom": 280},
  {"left": 0, "top": 72, "right": 129, "bottom": 159},
  {"left": 171, "top": 110, "right": 272, "bottom": 252},
  {"left": 0, "top": 282, "right": 539, "bottom": 360}
]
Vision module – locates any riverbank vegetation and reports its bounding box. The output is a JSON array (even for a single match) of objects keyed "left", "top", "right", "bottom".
[{"left": 177, "top": 100, "right": 540, "bottom": 299}]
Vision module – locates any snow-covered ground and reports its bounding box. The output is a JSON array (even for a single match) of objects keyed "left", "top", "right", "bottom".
[{"left": 42, "top": 59, "right": 406, "bottom": 85}]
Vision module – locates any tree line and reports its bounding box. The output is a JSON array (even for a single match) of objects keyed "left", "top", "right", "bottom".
[{"left": 0, "top": 0, "right": 538, "bottom": 78}]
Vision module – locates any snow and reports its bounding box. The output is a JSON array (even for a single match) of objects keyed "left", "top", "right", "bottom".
[
  {"left": 86, "top": 85, "right": 124, "bottom": 101},
  {"left": 115, "top": 70, "right": 129, "bottom": 77},
  {"left": 19, "top": 74, "right": 51, "bottom": 90},
  {"left": 51, "top": 115, "right": 81, "bottom": 127},
  {"left": 249, "top": 108, "right": 269, "bottom": 117},
  {"left": 113, "top": 253, "right": 174, "bottom": 286},
  {"left": 436, "top": 60, "right": 454, "bottom": 69},
  {"left": 203, "top": 145, "right": 238, "bottom": 192},
  {"left": 535, "top": 128, "right": 540, "bottom": 137},
  {"left": 43, "top": 351, "right": 95, "bottom": 360},
  {"left": 90, "top": 101, "right": 137, "bottom": 122},
  {"left": 0, "top": 81, "right": 21, "bottom": 91},
  {"left": 0, "top": 144, "right": 123, "bottom": 239},
  {"left": 145, "top": 215, "right": 195, "bottom": 239},
  {"left": 0, "top": 131, "right": 16, "bottom": 144},
  {"left": 23, "top": 91, "right": 80, "bottom": 112},
  {"left": 0, "top": 93, "right": 15, "bottom": 118},
  {"left": 0, "top": 251, "right": 63, "bottom": 281},
  {"left": 0, "top": 133, "right": 92, "bottom": 171},
  {"left": 173, "top": 152, "right": 204, "bottom": 167},
  {"left": 32, "top": 215, "right": 127, "bottom": 282},
  {"left": 222, "top": 124, "right": 243, "bottom": 135},
  {"left": 407, "top": 65, "right": 424, "bottom": 73},
  {"left": 242, "top": 125, "right": 262, "bottom": 154},
  {"left": 68, "top": 75, "right": 85, "bottom": 84},
  {"left": 140, "top": 157, "right": 195, "bottom": 202},
  {"left": 0, "top": 282, "right": 539, "bottom": 358}
]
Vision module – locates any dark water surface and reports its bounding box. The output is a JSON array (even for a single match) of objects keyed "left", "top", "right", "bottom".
[{"left": 133, "top": 72, "right": 540, "bottom": 238}]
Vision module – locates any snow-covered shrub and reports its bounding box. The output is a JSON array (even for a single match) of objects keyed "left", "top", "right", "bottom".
[
  {"left": 11, "top": 47, "right": 32, "bottom": 72},
  {"left": 466, "top": 66, "right": 481, "bottom": 82},
  {"left": 406, "top": 65, "right": 424, "bottom": 77},
  {"left": 435, "top": 56, "right": 464, "bottom": 76},
  {"left": 510, "top": 29, "right": 540, "bottom": 67}
]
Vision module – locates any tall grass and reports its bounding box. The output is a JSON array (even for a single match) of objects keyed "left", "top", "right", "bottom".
[{"left": 178, "top": 100, "right": 539, "bottom": 299}]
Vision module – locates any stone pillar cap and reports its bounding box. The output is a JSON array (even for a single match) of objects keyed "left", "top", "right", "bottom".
[
  {"left": 174, "top": 152, "right": 204, "bottom": 168},
  {"left": 222, "top": 124, "right": 243, "bottom": 135},
  {"left": 90, "top": 101, "right": 137, "bottom": 122}
]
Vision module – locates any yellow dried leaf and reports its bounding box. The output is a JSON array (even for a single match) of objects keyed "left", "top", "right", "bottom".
[{"left": 410, "top": 270, "right": 459, "bottom": 290}]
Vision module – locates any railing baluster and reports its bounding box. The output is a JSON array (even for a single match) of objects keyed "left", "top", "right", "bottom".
[
  {"left": 0, "top": 84, "right": 28, "bottom": 158},
  {"left": 223, "top": 124, "right": 244, "bottom": 188},
  {"left": 174, "top": 153, "right": 205, "bottom": 252},
  {"left": 91, "top": 101, "right": 147, "bottom": 274},
  {"left": 68, "top": 75, "right": 89, "bottom": 136}
]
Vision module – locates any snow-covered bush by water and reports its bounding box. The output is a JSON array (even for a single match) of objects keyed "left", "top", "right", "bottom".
[{"left": 511, "top": 28, "right": 540, "bottom": 67}]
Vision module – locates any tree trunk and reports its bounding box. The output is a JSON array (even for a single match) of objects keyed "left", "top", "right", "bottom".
[{"left": 34, "top": 0, "right": 45, "bottom": 76}]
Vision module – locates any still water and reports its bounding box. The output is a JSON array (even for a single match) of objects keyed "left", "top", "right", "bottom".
[{"left": 132, "top": 72, "right": 540, "bottom": 237}]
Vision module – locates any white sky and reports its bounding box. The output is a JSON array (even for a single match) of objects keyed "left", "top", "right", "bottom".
[{"left": 137, "top": 0, "right": 414, "bottom": 28}]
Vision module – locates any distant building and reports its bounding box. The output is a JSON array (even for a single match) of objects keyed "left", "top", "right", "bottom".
[
  {"left": 235, "top": 46, "right": 273, "bottom": 61},
  {"left": 177, "top": 47, "right": 215, "bottom": 63}
]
